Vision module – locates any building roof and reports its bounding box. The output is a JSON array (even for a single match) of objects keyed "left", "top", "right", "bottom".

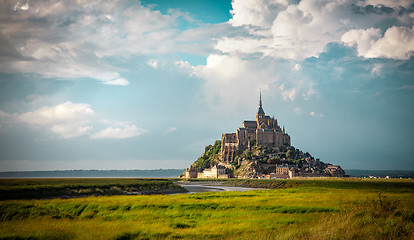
[{"left": 243, "top": 121, "right": 257, "bottom": 124}]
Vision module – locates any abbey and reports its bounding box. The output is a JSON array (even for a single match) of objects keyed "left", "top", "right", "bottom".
[{"left": 221, "top": 93, "right": 291, "bottom": 163}]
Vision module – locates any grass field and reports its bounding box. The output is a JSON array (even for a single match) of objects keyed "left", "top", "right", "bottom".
[
  {"left": 0, "top": 178, "right": 186, "bottom": 200},
  {"left": 0, "top": 178, "right": 413, "bottom": 239}
]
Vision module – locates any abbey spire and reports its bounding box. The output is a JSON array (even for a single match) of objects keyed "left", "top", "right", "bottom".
[
  {"left": 257, "top": 90, "right": 265, "bottom": 122},
  {"left": 259, "top": 90, "right": 262, "bottom": 108}
]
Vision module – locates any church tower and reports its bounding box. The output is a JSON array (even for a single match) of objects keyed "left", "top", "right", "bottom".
[{"left": 256, "top": 91, "right": 265, "bottom": 123}]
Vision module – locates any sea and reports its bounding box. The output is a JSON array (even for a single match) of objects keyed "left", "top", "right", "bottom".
[
  {"left": 0, "top": 169, "right": 413, "bottom": 178},
  {"left": 0, "top": 169, "right": 185, "bottom": 178}
]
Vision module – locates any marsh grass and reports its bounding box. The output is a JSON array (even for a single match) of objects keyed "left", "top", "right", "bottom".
[
  {"left": 0, "top": 178, "right": 413, "bottom": 239},
  {"left": 0, "top": 179, "right": 186, "bottom": 200}
]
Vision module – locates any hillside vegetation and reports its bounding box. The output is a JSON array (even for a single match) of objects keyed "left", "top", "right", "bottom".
[
  {"left": 189, "top": 140, "right": 338, "bottom": 178},
  {"left": 191, "top": 140, "right": 222, "bottom": 170}
]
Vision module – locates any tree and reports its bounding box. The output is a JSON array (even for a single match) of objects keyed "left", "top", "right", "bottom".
[
  {"left": 244, "top": 149, "right": 253, "bottom": 159},
  {"left": 286, "top": 149, "right": 292, "bottom": 159},
  {"left": 267, "top": 157, "right": 277, "bottom": 164}
]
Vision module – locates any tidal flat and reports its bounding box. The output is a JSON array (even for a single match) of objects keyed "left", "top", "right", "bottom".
[{"left": 0, "top": 178, "right": 413, "bottom": 239}]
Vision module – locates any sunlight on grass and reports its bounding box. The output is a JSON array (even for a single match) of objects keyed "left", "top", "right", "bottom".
[{"left": 0, "top": 178, "right": 413, "bottom": 239}]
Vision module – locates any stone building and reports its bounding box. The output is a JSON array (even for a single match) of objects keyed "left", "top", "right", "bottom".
[
  {"left": 197, "top": 165, "right": 229, "bottom": 179},
  {"left": 185, "top": 165, "right": 199, "bottom": 178},
  {"left": 222, "top": 93, "right": 291, "bottom": 163}
]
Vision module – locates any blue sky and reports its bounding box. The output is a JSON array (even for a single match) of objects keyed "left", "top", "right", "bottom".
[{"left": 0, "top": 0, "right": 413, "bottom": 171}]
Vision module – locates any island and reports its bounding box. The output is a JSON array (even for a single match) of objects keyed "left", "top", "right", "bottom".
[{"left": 181, "top": 92, "right": 345, "bottom": 179}]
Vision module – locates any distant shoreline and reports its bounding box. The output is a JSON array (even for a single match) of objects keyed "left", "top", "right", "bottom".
[
  {"left": 0, "top": 169, "right": 413, "bottom": 178},
  {"left": 0, "top": 169, "right": 186, "bottom": 178}
]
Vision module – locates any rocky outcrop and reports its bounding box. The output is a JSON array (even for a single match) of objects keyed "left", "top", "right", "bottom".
[{"left": 233, "top": 160, "right": 264, "bottom": 178}]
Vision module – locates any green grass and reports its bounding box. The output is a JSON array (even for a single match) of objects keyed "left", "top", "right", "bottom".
[
  {"left": 0, "top": 178, "right": 413, "bottom": 239},
  {"left": 0, "top": 178, "right": 186, "bottom": 200}
]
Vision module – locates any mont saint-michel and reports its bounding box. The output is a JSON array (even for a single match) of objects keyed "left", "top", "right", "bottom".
[{"left": 182, "top": 93, "right": 345, "bottom": 179}]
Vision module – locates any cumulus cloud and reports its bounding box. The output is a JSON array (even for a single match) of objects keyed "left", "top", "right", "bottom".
[
  {"left": 342, "top": 26, "right": 414, "bottom": 59},
  {"left": 230, "top": 0, "right": 291, "bottom": 28},
  {"left": 183, "top": 53, "right": 318, "bottom": 108},
  {"left": 185, "top": 0, "right": 414, "bottom": 109},
  {"left": 0, "top": 0, "right": 228, "bottom": 84},
  {"left": 367, "top": 26, "right": 414, "bottom": 59},
  {"left": 15, "top": 101, "right": 146, "bottom": 139},
  {"left": 191, "top": 54, "right": 278, "bottom": 108},
  {"left": 218, "top": 0, "right": 414, "bottom": 60},
  {"left": 90, "top": 124, "right": 146, "bottom": 139},
  {"left": 17, "top": 101, "right": 96, "bottom": 138},
  {"left": 341, "top": 28, "right": 382, "bottom": 56}
]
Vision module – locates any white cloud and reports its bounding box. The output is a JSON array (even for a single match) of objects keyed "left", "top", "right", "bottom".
[
  {"left": 90, "top": 124, "right": 146, "bottom": 139},
  {"left": 18, "top": 102, "right": 95, "bottom": 126},
  {"left": 309, "top": 111, "right": 315, "bottom": 116},
  {"left": 165, "top": 127, "right": 177, "bottom": 134},
  {"left": 279, "top": 85, "right": 298, "bottom": 102},
  {"left": 1, "top": 0, "right": 226, "bottom": 84},
  {"left": 15, "top": 101, "right": 147, "bottom": 139},
  {"left": 175, "top": 60, "right": 192, "bottom": 69},
  {"left": 341, "top": 28, "right": 382, "bottom": 55},
  {"left": 293, "top": 107, "right": 302, "bottom": 114},
  {"left": 218, "top": 0, "right": 414, "bottom": 60},
  {"left": 103, "top": 78, "right": 129, "bottom": 86},
  {"left": 230, "top": 0, "right": 290, "bottom": 28},
  {"left": 371, "top": 64, "right": 383, "bottom": 76},
  {"left": 14, "top": 1, "right": 29, "bottom": 11},
  {"left": 215, "top": 37, "right": 274, "bottom": 55},
  {"left": 367, "top": 26, "right": 414, "bottom": 59},
  {"left": 50, "top": 124, "right": 93, "bottom": 139},
  {"left": 17, "top": 101, "right": 96, "bottom": 138},
  {"left": 302, "top": 87, "right": 317, "bottom": 101},
  {"left": 192, "top": 54, "right": 278, "bottom": 109},
  {"left": 342, "top": 26, "right": 414, "bottom": 60},
  {"left": 187, "top": 53, "right": 318, "bottom": 109},
  {"left": 147, "top": 59, "right": 159, "bottom": 69},
  {"left": 186, "top": 0, "right": 413, "bottom": 110}
]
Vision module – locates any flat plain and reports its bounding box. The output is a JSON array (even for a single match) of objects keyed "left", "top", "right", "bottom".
[{"left": 0, "top": 178, "right": 413, "bottom": 240}]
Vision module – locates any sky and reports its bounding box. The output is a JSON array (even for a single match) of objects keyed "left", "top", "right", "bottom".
[{"left": 0, "top": 0, "right": 413, "bottom": 171}]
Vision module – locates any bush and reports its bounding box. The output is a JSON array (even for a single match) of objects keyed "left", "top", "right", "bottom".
[{"left": 192, "top": 140, "right": 222, "bottom": 170}]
